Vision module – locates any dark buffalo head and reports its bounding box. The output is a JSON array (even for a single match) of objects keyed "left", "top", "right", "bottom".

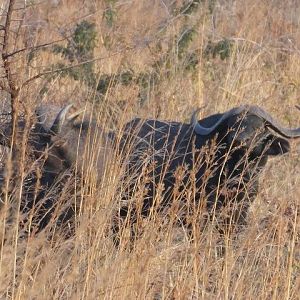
[
  {"left": 191, "top": 105, "right": 300, "bottom": 210},
  {"left": 0, "top": 104, "right": 113, "bottom": 179},
  {"left": 41, "top": 105, "right": 114, "bottom": 180},
  {"left": 192, "top": 105, "right": 299, "bottom": 162}
]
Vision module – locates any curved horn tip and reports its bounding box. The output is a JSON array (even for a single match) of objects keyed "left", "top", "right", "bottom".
[
  {"left": 50, "top": 103, "right": 73, "bottom": 134},
  {"left": 191, "top": 105, "right": 214, "bottom": 136},
  {"left": 190, "top": 105, "right": 206, "bottom": 124},
  {"left": 67, "top": 108, "right": 85, "bottom": 121},
  {"left": 64, "top": 103, "right": 73, "bottom": 111}
]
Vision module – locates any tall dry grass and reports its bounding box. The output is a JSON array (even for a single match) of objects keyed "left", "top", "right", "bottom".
[{"left": 0, "top": 0, "right": 299, "bottom": 299}]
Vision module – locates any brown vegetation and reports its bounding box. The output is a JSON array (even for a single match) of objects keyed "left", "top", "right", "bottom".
[{"left": 0, "top": 0, "right": 299, "bottom": 299}]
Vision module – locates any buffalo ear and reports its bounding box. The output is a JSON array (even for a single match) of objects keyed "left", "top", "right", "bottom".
[{"left": 265, "top": 136, "right": 290, "bottom": 156}]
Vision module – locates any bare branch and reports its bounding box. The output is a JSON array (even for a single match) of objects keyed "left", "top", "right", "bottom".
[
  {"left": 1, "top": 0, "right": 18, "bottom": 95},
  {"left": 2, "top": 0, "right": 16, "bottom": 54},
  {"left": 21, "top": 47, "right": 134, "bottom": 88},
  {"left": 0, "top": 0, "right": 21, "bottom": 176},
  {"left": 3, "top": 37, "right": 69, "bottom": 60}
]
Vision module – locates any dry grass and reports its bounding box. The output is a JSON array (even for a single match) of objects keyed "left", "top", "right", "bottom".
[{"left": 0, "top": 0, "right": 300, "bottom": 299}]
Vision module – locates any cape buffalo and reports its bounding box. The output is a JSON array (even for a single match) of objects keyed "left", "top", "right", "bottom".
[
  {"left": 0, "top": 104, "right": 113, "bottom": 232},
  {"left": 115, "top": 105, "right": 300, "bottom": 240}
]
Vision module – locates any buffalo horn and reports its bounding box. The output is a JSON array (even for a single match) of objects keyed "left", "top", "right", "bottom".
[
  {"left": 192, "top": 105, "right": 300, "bottom": 138},
  {"left": 67, "top": 109, "right": 85, "bottom": 122},
  {"left": 50, "top": 104, "right": 73, "bottom": 134},
  {"left": 250, "top": 105, "right": 300, "bottom": 138}
]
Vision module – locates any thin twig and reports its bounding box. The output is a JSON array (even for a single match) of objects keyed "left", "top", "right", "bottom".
[
  {"left": 3, "top": 37, "right": 69, "bottom": 60},
  {"left": 2, "top": 0, "right": 15, "bottom": 54},
  {"left": 21, "top": 47, "right": 135, "bottom": 88},
  {"left": 1, "top": 0, "right": 18, "bottom": 96}
]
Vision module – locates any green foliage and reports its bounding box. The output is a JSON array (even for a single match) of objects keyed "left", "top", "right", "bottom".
[
  {"left": 50, "top": 21, "right": 97, "bottom": 87},
  {"left": 103, "top": 0, "right": 118, "bottom": 28},
  {"left": 54, "top": 21, "right": 97, "bottom": 63},
  {"left": 96, "top": 70, "right": 134, "bottom": 95},
  {"left": 204, "top": 39, "right": 233, "bottom": 60},
  {"left": 27, "top": 50, "right": 36, "bottom": 63},
  {"left": 46, "top": 1, "right": 229, "bottom": 104},
  {"left": 177, "top": 28, "right": 197, "bottom": 58},
  {"left": 72, "top": 21, "right": 97, "bottom": 60},
  {"left": 179, "top": 0, "right": 203, "bottom": 15},
  {"left": 52, "top": 45, "right": 71, "bottom": 59},
  {"left": 176, "top": 0, "right": 216, "bottom": 15}
]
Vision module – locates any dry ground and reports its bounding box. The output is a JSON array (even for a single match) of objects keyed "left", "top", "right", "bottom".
[{"left": 0, "top": 0, "right": 299, "bottom": 299}]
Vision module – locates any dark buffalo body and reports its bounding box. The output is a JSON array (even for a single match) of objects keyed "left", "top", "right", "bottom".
[{"left": 116, "top": 106, "right": 299, "bottom": 236}]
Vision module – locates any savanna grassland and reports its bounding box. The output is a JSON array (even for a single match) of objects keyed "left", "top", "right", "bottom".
[{"left": 0, "top": 0, "right": 300, "bottom": 299}]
